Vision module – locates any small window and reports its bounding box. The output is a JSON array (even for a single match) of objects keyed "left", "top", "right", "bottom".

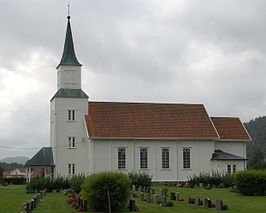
[
  {"left": 162, "top": 148, "right": 170, "bottom": 169},
  {"left": 183, "top": 148, "right": 191, "bottom": 169},
  {"left": 227, "top": 165, "right": 231, "bottom": 174},
  {"left": 68, "top": 109, "right": 76, "bottom": 121},
  {"left": 140, "top": 148, "right": 148, "bottom": 169},
  {"left": 232, "top": 165, "right": 236, "bottom": 173},
  {"left": 68, "top": 137, "right": 76, "bottom": 148},
  {"left": 68, "top": 163, "right": 75, "bottom": 175},
  {"left": 118, "top": 148, "right": 126, "bottom": 169}
]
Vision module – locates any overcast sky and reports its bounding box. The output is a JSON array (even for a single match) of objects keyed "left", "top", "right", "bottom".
[{"left": 0, "top": 0, "right": 266, "bottom": 159}]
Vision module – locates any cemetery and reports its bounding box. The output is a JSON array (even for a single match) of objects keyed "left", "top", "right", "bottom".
[
  {"left": 0, "top": 170, "right": 266, "bottom": 213},
  {"left": 0, "top": 185, "right": 265, "bottom": 213}
]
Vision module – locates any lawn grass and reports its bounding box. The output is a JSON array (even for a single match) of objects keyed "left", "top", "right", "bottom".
[
  {"left": 1, "top": 184, "right": 265, "bottom": 213},
  {"left": 0, "top": 185, "right": 34, "bottom": 213},
  {"left": 33, "top": 191, "right": 78, "bottom": 213},
  {"left": 137, "top": 185, "right": 266, "bottom": 213}
]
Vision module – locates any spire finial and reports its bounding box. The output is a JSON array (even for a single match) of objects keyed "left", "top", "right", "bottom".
[{"left": 67, "top": 1, "right": 70, "bottom": 19}]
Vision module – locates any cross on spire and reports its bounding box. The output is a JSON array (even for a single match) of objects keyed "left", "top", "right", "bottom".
[{"left": 67, "top": 1, "right": 70, "bottom": 19}]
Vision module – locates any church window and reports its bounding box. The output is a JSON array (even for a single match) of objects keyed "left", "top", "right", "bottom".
[
  {"left": 68, "top": 137, "right": 76, "bottom": 148},
  {"left": 118, "top": 148, "right": 126, "bottom": 169},
  {"left": 227, "top": 165, "right": 231, "bottom": 174},
  {"left": 162, "top": 148, "right": 170, "bottom": 169},
  {"left": 140, "top": 148, "right": 148, "bottom": 169},
  {"left": 68, "top": 109, "right": 76, "bottom": 121},
  {"left": 68, "top": 163, "right": 75, "bottom": 175},
  {"left": 183, "top": 148, "right": 191, "bottom": 169}
]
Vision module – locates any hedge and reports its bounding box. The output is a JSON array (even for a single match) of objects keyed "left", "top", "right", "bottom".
[
  {"left": 235, "top": 170, "right": 266, "bottom": 195},
  {"left": 3, "top": 177, "right": 26, "bottom": 185}
]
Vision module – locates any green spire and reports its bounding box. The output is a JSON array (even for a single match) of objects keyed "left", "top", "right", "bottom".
[{"left": 58, "top": 16, "right": 81, "bottom": 67}]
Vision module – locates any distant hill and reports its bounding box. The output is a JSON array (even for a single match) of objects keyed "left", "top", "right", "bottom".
[
  {"left": 244, "top": 116, "right": 266, "bottom": 167},
  {"left": 0, "top": 156, "right": 29, "bottom": 165}
]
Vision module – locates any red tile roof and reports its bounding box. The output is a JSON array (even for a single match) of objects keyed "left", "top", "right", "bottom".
[
  {"left": 86, "top": 102, "right": 219, "bottom": 139},
  {"left": 211, "top": 117, "right": 251, "bottom": 141}
]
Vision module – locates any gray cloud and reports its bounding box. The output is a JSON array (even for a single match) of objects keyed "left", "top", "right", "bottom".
[{"left": 0, "top": 0, "right": 266, "bottom": 159}]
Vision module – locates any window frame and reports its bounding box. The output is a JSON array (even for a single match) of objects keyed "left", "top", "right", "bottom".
[
  {"left": 68, "top": 163, "right": 76, "bottom": 175},
  {"left": 140, "top": 148, "right": 148, "bottom": 169},
  {"left": 183, "top": 148, "right": 191, "bottom": 169},
  {"left": 117, "top": 147, "right": 126, "bottom": 169},
  {"left": 68, "top": 136, "right": 76, "bottom": 148},
  {"left": 227, "top": 164, "right": 231, "bottom": 174},
  {"left": 67, "top": 109, "right": 76, "bottom": 121},
  {"left": 161, "top": 148, "right": 170, "bottom": 169}
]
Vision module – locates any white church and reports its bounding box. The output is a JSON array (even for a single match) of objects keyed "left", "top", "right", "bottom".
[{"left": 26, "top": 15, "right": 251, "bottom": 182}]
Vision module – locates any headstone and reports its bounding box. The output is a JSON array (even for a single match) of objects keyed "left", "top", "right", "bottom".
[
  {"left": 204, "top": 198, "right": 211, "bottom": 208},
  {"left": 26, "top": 201, "right": 31, "bottom": 213},
  {"left": 175, "top": 192, "right": 180, "bottom": 201},
  {"left": 170, "top": 192, "right": 176, "bottom": 201},
  {"left": 184, "top": 195, "right": 191, "bottom": 203},
  {"left": 129, "top": 199, "right": 136, "bottom": 211},
  {"left": 195, "top": 197, "right": 200, "bottom": 205},
  {"left": 153, "top": 194, "right": 158, "bottom": 204},
  {"left": 80, "top": 198, "right": 83, "bottom": 209},
  {"left": 140, "top": 192, "right": 144, "bottom": 201},
  {"left": 216, "top": 199, "right": 223, "bottom": 210},
  {"left": 160, "top": 188, "right": 164, "bottom": 196},
  {"left": 161, "top": 196, "right": 167, "bottom": 207},
  {"left": 206, "top": 184, "right": 211, "bottom": 189},
  {"left": 83, "top": 199, "right": 88, "bottom": 211},
  {"left": 199, "top": 183, "right": 203, "bottom": 188},
  {"left": 146, "top": 193, "right": 151, "bottom": 203}
]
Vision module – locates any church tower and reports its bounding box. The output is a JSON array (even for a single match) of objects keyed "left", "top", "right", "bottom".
[{"left": 50, "top": 15, "right": 89, "bottom": 177}]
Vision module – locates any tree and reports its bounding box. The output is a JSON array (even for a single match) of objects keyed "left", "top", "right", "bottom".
[{"left": 0, "top": 167, "right": 4, "bottom": 184}]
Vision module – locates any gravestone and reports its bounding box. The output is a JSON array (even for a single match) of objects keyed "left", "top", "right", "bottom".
[
  {"left": 25, "top": 201, "right": 31, "bottom": 213},
  {"left": 206, "top": 184, "right": 211, "bottom": 189},
  {"left": 83, "top": 199, "right": 88, "bottom": 211},
  {"left": 195, "top": 197, "right": 200, "bottom": 205},
  {"left": 184, "top": 195, "right": 191, "bottom": 203},
  {"left": 160, "top": 188, "right": 164, "bottom": 196},
  {"left": 146, "top": 193, "right": 151, "bottom": 203},
  {"left": 140, "top": 192, "right": 144, "bottom": 201},
  {"left": 129, "top": 199, "right": 136, "bottom": 211},
  {"left": 170, "top": 192, "right": 176, "bottom": 200},
  {"left": 216, "top": 199, "right": 223, "bottom": 210},
  {"left": 175, "top": 192, "right": 180, "bottom": 201},
  {"left": 204, "top": 198, "right": 211, "bottom": 208},
  {"left": 153, "top": 194, "right": 158, "bottom": 204},
  {"left": 199, "top": 183, "right": 203, "bottom": 188},
  {"left": 161, "top": 196, "right": 167, "bottom": 207},
  {"left": 80, "top": 198, "right": 84, "bottom": 209}
]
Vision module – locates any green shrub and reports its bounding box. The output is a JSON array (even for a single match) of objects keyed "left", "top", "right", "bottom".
[
  {"left": 3, "top": 177, "right": 26, "bottom": 185},
  {"left": 70, "top": 174, "right": 85, "bottom": 193},
  {"left": 81, "top": 171, "right": 131, "bottom": 212},
  {"left": 235, "top": 170, "right": 266, "bottom": 195},
  {"left": 128, "top": 172, "right": 152, "bottom": 189},
  {"left": 166, "top": 201, "right": 174, "bottom": 207},
  {"left": 188, "top": 171, "right": 234, "bottom": 188}
]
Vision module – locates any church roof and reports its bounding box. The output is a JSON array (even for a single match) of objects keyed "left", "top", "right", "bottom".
[
  {"left": 25, "top": 147, "right": 54, "bottom": 167},
  {"left": 51, "top": 88, "right": 88, "bottom": 101},
  {"left": 85, "top": 102, "right": 219, "bottom": 139},
  {"left": 211, "top": 149, "right": 246, "bottom": 160},
  {"left": 57, "top": 16, "right": 81, "bottom": 68},
  {"left": 211, "top": 117, "right": 251, "bottom": 141}
]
